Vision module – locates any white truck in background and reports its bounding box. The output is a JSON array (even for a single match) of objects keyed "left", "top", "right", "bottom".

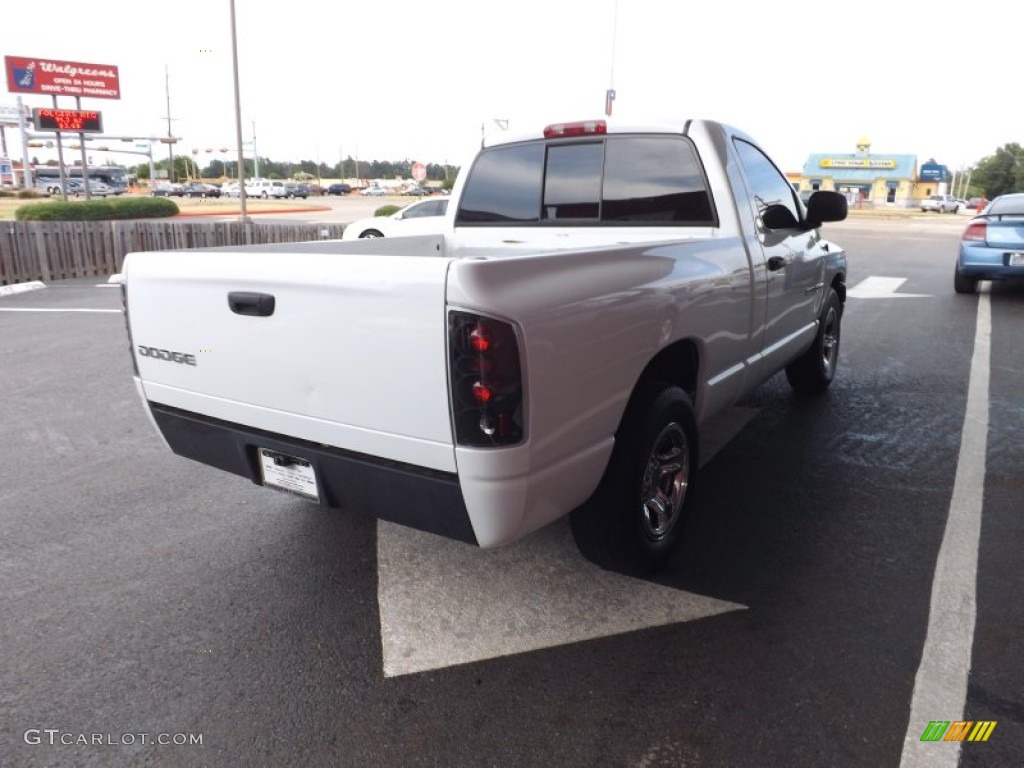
[{"left": 122, "top": 118, "right": 848, "bottom": 574}]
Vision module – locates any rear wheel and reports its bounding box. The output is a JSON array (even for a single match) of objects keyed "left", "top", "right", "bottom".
[
  {"left": 359, "top": 229, "right": 384, "bottom": 238},
  {"left": 570, "top": 380, "right": 698, "bottom": 575},
  {"left": 785, "top": 288, "right": 842, "bottom": 394},
  {"left": 954, "top": 267, "right": 978, "bottom": 294}
]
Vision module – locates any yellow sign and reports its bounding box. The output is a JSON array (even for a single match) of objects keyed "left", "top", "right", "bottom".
[{"left": 821, "top": 158, "right": 897, "bottom": 169}]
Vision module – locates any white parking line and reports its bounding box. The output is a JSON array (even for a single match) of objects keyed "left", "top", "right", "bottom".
[
  {"left": 900, "top": 288, "right": 990, "bottom": 767},
  {"left": 0, "top": 308, "right": 121, "bottom": 313},
  {"left": 0, "top": 281, "right": 45, "bottom": 297}
]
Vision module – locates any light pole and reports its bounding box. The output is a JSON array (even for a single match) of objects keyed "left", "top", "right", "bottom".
[
  {"left": 230, "top": 0, "right": 249, "bottom": 225},
  {"left": 251, "top": 122, "right": 259, "bottom": 179}
]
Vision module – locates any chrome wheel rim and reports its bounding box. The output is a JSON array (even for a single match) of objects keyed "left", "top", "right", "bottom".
[
  {"left": 821, "top": 306, "right": 839, "bottom": 373},
  {"left": 640, "top": 422, "right": 690, "bottom": 540}
]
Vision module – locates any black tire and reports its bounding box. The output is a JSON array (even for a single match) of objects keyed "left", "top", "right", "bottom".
[
  {"left": 359, "top": 229, "right": 384, "bottom": 238},
  {"left": 954, "top": 267, "right": 978, "bottom": 294},
  {"left": 785, "top": 288, "right": 842, "bottom": 394},
  {"left": 570, "top": 380, "right": 698, "bottom": 575}
]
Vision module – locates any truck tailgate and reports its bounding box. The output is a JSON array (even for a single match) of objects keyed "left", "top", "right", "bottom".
[{"left": 124, "top": 239, "right": 456, "bottom": 472}]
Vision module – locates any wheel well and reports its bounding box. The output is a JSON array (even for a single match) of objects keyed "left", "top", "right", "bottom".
[
  {"left": 633, "top": 340, "right": 699, "bottom": 403},
  {"left": 832, "top": 274, "right": 846, "bottom": 304}
]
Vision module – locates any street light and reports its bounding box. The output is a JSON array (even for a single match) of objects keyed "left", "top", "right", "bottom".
[{"left": 230, "top": 0, "right": 249, "bottom": 226}]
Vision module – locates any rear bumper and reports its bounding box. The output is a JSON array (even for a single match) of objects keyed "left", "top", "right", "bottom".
[
  {"left": 958, "top": 244, "right": 1024, "bottom": 280},
  {"left": 149, "top": 403, "right": 478, "bottom": 545}
]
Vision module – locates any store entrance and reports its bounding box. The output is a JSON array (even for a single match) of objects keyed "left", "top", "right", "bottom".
[{"left": 838, "top": 184, "right": 872, "bottom": 206}]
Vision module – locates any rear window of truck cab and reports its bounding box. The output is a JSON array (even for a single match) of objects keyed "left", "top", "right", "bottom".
[{"left": 455, "top": 135, "right": 716, "bottom": 226}]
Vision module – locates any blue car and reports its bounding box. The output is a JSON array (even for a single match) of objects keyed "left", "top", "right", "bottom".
[{"left": 955, "top": 193, "right": 1024, "bottom": 294}]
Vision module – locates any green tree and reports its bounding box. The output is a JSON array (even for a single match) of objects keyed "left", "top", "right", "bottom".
[
  {"left": 202, "top": 159, "right": 226, "bottom": 178},
  {"left": 169, "top": 155, "right": 193, "bottom": 181},
  {"left": 970, "top": 143, "right": 1024, "bottom": 198}
]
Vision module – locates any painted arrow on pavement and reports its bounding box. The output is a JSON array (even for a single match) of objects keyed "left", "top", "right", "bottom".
[
  {"left": 848, "top": 276, "right": 931, "bottom": 299},
  {"left": 377, "top": 407, "right": 758, "bottom": 678}
]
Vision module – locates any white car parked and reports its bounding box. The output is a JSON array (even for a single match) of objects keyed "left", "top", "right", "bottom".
[
  {"left": 342, "top": 197, "right": 450, "bottom": 239},
  {"left": 244, "top": 179, "right": 288, "bottom": 199}
]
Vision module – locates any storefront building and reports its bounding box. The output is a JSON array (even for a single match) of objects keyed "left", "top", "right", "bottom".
[{"left": 794, "top": 138, "right": 923, "bottom": 208}]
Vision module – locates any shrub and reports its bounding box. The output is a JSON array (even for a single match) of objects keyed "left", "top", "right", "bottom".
[
  {"left": 16, "top": 200, "right": 114, "bottom": 220},
  {"left": 108, "top": 196, "right": 179, "bottom": 219},
  {"left": 15, "top": 196, "right": 179, "bottom": 221},
  {"left": 0, "top": 188, "right": 46, "bottom": 198},
  {"left": 374, "top": 204, "right": 401, "bottom": 217}
]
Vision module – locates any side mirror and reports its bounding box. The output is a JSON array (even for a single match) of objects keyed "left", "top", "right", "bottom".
[
  {"left": 762, "top": 203, "right": 800, "bottom": 231},
  {"left": 805, "top": 191, "right": 848, "bottom": 228}
]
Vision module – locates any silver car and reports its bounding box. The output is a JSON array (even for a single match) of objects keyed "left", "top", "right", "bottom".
[{"left": 64, "top": 180, "right": 115, "bottom": 198}]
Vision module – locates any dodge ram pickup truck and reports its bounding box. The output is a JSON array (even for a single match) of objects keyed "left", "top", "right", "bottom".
[
  {"left": 920, "top": 194, "right": 959, "bottom": 213},
  {"left": 122, "top": 118, "right": 848, "bottom": 574}
]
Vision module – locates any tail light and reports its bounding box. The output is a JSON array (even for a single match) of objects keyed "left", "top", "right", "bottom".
[
  {"left": 962, "top": 220, "right": 987, "bottom": 242},
  {"left": 544, "top": 120, "right": 607, "bottom": 139},
  {"left": 448, "top": 311, "right": 524, "bottom": 446}
]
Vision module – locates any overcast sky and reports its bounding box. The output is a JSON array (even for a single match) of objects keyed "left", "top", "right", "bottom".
[{"left": 3, "top": 0, "right": 1021, "bottom": 174}]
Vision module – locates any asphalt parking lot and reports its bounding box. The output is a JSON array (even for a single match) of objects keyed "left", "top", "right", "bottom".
[{"left": 1, "top": 215, "right": 1021, "bottom": 767}]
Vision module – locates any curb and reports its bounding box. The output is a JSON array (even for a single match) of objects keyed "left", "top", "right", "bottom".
[
  {"left": 0, "top": 280, "right": 45, "bottom": 297},
  {"left": 174, "top": 206, "right": 331, "bottom": 218}
]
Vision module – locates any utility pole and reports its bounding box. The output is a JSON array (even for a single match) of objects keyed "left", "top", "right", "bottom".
[
  {"left": 51, "top": 96, "right": 69, "bottom": 201},
  {"left": 164, "top": 65, "right": 176, "bottom": 183},
  {"left": 16, "top": 95, "right": 33, "bottom": 189},
  {"left": 75, "top": 96, "right": 91, "bottom": 200},
  {"left": 230, "top": 0, "right": 248, "bottom": 224},
  {"left": 252, "top": 121, "right": 258, "bottom": 179}
]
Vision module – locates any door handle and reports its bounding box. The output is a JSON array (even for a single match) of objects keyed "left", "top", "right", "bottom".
[
  {"left": 766, "top": 256, "right": 787, "bottom": 271},
  {"left": 228, "top": 291, "right": 276, "bottom": 317}
]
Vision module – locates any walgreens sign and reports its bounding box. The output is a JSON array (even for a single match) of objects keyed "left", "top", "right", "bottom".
[{"left": 5, "top": 56, "right": 120, "bottom": 99}]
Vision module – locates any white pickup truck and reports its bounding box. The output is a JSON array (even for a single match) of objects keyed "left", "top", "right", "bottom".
[{"left": 122, "top": 118, "right": 848, "bottom": 574}]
